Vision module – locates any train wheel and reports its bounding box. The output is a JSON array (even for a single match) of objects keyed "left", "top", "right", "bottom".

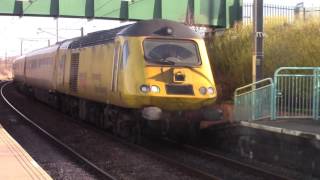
[
  {"left": 129, "top": 119, "right": 143, "bottom": 144},
  {"left": 102, "top": 106, "right": 112, "bottom": 130},
  {"left": 112, "top": 111, "right": 142, "bottom": 144},
  {"left": 59, "top": 95, "right": 69, "bottom": 114},
  {"left": 187, "top": 120, "right": 200, "bottom": 144},
  {"left": 96, "top": 107, "right": 104, "bottom": 127},
  {"left": 113, "top": 113, "right": 129, "bottom": 137},
  {"left": 70, "top": 101, "right": 79, "bottom": 119}
]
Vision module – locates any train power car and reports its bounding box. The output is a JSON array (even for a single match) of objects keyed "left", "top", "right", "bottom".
[{"left": 12, "top": 19, "right": 218, "bottom": 140}]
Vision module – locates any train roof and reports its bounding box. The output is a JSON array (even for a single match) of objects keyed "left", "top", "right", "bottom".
[
  {"left": 68, "top": 25, "right": 129, "bottom": 49},
  {"left": 118, "top": 19, "right": 200, "bottom": 38},
  {"left": 68, "top": 19, "right": 200, "bottom": 49},
  {"left": 13, "top": 55, "right": 25, "bottom": 63}
]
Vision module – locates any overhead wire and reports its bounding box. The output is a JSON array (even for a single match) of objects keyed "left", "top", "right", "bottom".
[
  {"left": 95, "top": 0, "right": 114, "bottom": 13},
  {"left": 101, "top": 0, "right": 147, "bottom": 17},
  {"left": 22, "top": 0, "right": 39, "bottom": 13}
]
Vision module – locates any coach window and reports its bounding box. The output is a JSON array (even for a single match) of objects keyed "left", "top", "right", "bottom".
[
  {"left": 121, "top": 41, "right": 129, "bottom": 69},
  {"left": 60, "top": 55, "right": 66, "bottom": 69}
]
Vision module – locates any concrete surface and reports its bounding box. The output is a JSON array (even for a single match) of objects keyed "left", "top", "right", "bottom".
[{"left": 0, "top": 124, "right": 52, "bottom": 180}]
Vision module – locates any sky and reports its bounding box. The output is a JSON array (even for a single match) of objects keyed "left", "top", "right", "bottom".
[
  {"left": 1, "top": 0, "right": 320, "bottom": 59},
  {"left": 0, "top": 17, "right": 133, "bottom": 58}
]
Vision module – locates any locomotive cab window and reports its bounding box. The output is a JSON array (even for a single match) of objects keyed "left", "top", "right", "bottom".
[{"left": 143, "top": 39, "right": 200, "bottom": 66}]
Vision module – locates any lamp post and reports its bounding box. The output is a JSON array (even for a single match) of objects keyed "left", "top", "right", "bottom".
[
  {"left": 56, "top": 18, "right": 59, "bottom": 42},
  {"left": 20, "top": 40, "right": 22, "bottom": 55},
  {"left": 5, "top": 48, "right": 7, "bottom": 69}
]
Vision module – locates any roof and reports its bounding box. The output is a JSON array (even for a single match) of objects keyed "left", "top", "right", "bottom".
[
  {"left": 68, "top": 19, "right": 200, "bottom": 49},
  {"left": 68, "top": 25, "right": 129, "bottom": 49},
  {"left": 118, "top": 19, "right": 201, "bottom": 38}
]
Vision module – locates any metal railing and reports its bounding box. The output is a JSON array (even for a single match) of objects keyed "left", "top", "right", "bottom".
[
  {"left": 243, "top": 3, "right": 320, "bottom": 25},
  {"left": 243, "top": 3, "right": 295, "bottom": 25},
  {"left": 234, "top": 78, "right": 273, "bottom": 121},
  {"left": 234, "top": 67, "right": 320, "bottom": 122},
  {"left": 272, "top": 67, "right": 320, "bottom": 120}
]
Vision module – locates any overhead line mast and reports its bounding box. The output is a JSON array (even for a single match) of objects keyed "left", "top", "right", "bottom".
[{"left": 252, "top": 0, "right": 264, "bottom": 82}]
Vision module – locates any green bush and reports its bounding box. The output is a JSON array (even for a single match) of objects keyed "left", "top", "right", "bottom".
[{"left": 207, "top": 19, "right": 320, "bottom": 101}]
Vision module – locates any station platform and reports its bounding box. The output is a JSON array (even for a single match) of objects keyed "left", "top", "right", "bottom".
[
  {"left": 205, "top": 118, "right": 320, "bottom": 178},
  {"left": 0, "top": 124, "right": 52, "bottom": 180},
  {"left": 240, "top": 119, "right": 320, "bottom": 140}
]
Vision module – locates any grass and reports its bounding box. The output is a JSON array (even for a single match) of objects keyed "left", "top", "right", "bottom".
[{"left": 207, "top": 19, "right": 320, "bottom": 101}]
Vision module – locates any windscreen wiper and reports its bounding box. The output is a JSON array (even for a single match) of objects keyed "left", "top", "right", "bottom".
[{"left": 155, "top": 58, "right": 175, "bottom": 65}]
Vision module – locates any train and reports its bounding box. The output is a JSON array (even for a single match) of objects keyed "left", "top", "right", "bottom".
[{"left": 12, "top": 19, "right": 219, "bottom": 141}]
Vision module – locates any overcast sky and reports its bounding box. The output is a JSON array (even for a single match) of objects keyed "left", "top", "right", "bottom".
[{"left": 0, "top": 0, "right": 320, "bottom": 59}]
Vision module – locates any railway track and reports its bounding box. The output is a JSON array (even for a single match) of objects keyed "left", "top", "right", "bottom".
[
  {"left": 0, "top": 81, "right": 117, "bottom": 180},
  {"left": 136, "top": 136, "right": 294, "bottom": 180},
  {"left": 1, "top": 81, "right": 294, "bottom": 180},
  {"left": 2, "top": 81, "right": 216, "bottom": 180},
  {"left": 37, "top": 109, "right": 290, "bottom": 180},
  {"left": 158, "top": 138, "right": 293, "bottom": 180},
  {"left": 82, "top": 125, "right": 220, "bottom": 180}
]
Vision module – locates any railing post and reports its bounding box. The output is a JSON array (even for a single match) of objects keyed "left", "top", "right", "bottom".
[
  {"left": 272, "top": 71, "right": 279, "bottom": 120},
  {"left": 312, "top": 69, "right": 318, "bottom": 120},
  {"left": 251, "top": 84, "right": 255, "bottom": 121},
  {"left": 271, "top": 81, "right": 275, "bottom": 120},
  {"left": 234, "top": 93, "right": 238, "bottom": 122},
  {"left": 315, "top": 69, "right": 320, "bottom": 120}
]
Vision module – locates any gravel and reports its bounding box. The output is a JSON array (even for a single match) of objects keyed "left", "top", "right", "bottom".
[
  {"left": 141, "top": 138, "right": 263, "bottom": 180},
  {"left": 3, "top": 83, "right": 203, "bottom": 180},
  {"left": 0, "top": 85, "right": 98, "bottom": 179}
]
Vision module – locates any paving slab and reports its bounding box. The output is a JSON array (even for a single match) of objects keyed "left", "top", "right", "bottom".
[
  {"left": 0, "top": 124, "right": 52, "bottom": 180},
  {"left": 241, "top": 119, "right": 320, "bottom": 140}
]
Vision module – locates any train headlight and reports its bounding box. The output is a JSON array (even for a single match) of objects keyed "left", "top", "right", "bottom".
[
  {"left": 207, "top": 87, "right": 215, "bottom": 95},
  {"left": 150, "top": 85, "right": 160, "bottom": 93},
  {"left": 199, "top": 87, "right": 207, "bottom": 95},
  {"left": 140, "top": 85, "right": 150, "bottom": 93},
  {"left": 166, "top": 27, "right": 173, "bottom": 35}
]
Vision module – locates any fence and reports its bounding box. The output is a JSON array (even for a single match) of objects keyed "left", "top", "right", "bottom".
[
  {"left": 243, "top": 4, "right": 295, "bottom": 25},
  {"left": 234, "top": 78, "right": 273, "bottom": 121},
  {"left": 243, "top": 3, "right": 320, "bottom": 25},
  {"left": 234, "top": 67, "right": 320, "bottom": 122},
  {"left": 273, "top": 67, "right": 320, "bottom": 120}
]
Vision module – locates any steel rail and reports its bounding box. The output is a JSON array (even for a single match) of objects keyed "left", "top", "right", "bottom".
[
  {"left": 120, "top": 141, "right": 220, "bottom": 180},
  {"left": 1, "top": 81, "right": 117, "bottom": 180},
  {"left": 2, "top": 81, "right": 218, "bottom": 180},
  {"left": 162, "top": 138, "right": 293, "bottom": 180},
  {"left": 5, "top": 81, "right": 287, "bottom": 179},
  {"left": 74, "top": 121, "right": 220, "bottom": 180}
]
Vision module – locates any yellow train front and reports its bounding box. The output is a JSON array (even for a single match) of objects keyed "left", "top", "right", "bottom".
[
  {"left": 13, "top": 19, "right": 218, "bottom": 139},
  {"left": 113, "top": 20, "right": 216, "bottom": 114}
]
